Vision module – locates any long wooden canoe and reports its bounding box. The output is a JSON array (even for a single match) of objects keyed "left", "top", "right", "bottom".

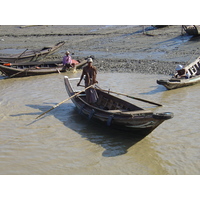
[
  {"left": 64, "top": 76, "right": 174, "bottom": 136},
  {"left": 0, "top": 41, "right": 65, "bottom": 63},
  {"left": 157, "top": 56, "right": 200, "bottom": 90},
  {"left": 0, "top": 59, "right": 87, "bottom": 78}
]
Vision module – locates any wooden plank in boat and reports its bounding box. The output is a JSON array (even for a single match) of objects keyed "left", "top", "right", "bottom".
[{"left": 109, "top": 110, "right": 153, "bottom": 115}]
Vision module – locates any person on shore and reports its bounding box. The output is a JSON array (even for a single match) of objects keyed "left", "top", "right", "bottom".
[
  {"left": 175, "top": 64, "right": 191, "bottom": 79},
  {"left": 62, "top": 51, "right": 74, "bottom": 71},
  {"left": 77, "top": 58, "right": 98, "bottom": 104}
]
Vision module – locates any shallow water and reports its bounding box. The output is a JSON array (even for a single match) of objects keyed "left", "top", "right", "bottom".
[{"left": 0, "top": 72, "right": 200, "bottom": 175}]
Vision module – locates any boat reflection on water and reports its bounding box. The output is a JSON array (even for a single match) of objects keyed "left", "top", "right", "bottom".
[
  {"left": 24, "top": 103, "right": 150, "bottom": 157},
  {"left": 66, "top": 111, "right": 149, "bottom": 157}
]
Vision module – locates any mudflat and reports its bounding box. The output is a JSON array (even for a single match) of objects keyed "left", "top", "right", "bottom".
[{"left": 0, "top": 25, "right": 200, "bottom": 74}]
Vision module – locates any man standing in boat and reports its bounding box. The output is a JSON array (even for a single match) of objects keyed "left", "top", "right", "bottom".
[
  {"left": 62, "top": 51, "right": 74, "bottom": 71},
  {"left": 77, "top": 58, "right": 98, "bottom": 104}
]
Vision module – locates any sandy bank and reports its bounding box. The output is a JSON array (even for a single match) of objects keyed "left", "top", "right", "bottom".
[{"left": 0, "top": 25, "right": 200, "bottom": 75}]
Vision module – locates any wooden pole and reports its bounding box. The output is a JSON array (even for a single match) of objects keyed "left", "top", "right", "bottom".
[
  {"left": 96, "top": 88, "right": 162, "bottom": 107},
  {"left": 14, "top": 49, "right": 28, "bottom": 62}
]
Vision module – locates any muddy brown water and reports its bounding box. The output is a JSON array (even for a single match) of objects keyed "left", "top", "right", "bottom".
[{"left": 0, "top": 71, "right": 200, "bottom": 175}]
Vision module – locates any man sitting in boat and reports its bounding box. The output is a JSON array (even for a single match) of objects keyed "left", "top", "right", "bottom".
[
  {"left": 77, "top": 58, "right": 98, "bottom": 104},
  {"left": 62, "top": 51, "right": 74, "bottom": 71},
  {"left": 175, "top": 65, "right": 191, "bottom": 79}
]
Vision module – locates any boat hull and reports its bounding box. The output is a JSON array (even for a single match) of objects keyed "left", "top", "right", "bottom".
[
  {"left": 64, "top": 76, "right": 173, "bottom": 136},
  {"left": 157, "top": 55, "right": 200, "bottom": 90},
  {"left": 182, "top": 25, "right": 200, "bottom": 36},
  {"left": 0, "top": 60, "right": 87, "bottom": 78},
  {"left": 157, "top": 76, "right": 200, "bottom": 90},
  {"left": 0, "top": 41, "right": 65, "bottom": 63}
]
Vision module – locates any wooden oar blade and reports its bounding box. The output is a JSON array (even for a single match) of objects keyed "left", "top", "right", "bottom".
[
  {"left": 35, "top": 106, "right": 56, "bottom": 120},
  {"left": 35, "top": 83, "right": 95, "bottom": 120}
]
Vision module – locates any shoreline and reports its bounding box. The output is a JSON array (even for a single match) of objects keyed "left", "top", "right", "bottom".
[{"left": 0, "top": 25, "right": 199, "bottom": 75}]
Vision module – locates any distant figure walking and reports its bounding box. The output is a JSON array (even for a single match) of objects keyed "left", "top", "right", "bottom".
[{"left": 77, "top": 58, "right": 98, "bottom": 104}]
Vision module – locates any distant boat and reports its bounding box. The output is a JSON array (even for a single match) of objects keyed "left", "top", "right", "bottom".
[
  {"left": 182, "top": 25, "right": 200, "bottom": 36},
  {"left": 157, "top": 56, "right": 200, "bottom": 90},
  {"left": 0, "top": 41, "right": 65, "bottom": 63},
  {"left": 0, "top": 59, "right": 87, "bottom": 78},
  {"left": 152, "top": 25, "right": 169, "bottom": 28},
  {"left": 64, "top": 76, "right": 174, "bottom": 136}
]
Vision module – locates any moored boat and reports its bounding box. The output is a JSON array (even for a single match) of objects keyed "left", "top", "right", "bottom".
[
  {"left": 182, "top": 25, "right": 200, "bottom": 36},
  {"left": 0, "top": 41, "right": 65, "bottom": 63},
  {"left": 152, "top": 25, "right": 169, "bottom": 28},
  {"left": 157, "top": 56, "right": 200, "bottom": 90},
  {"left": 64, "top": 76, "right": 174, "bottom": 136},
  {"left": 0, "top": 59, "right": 87, "bottom": 78}
]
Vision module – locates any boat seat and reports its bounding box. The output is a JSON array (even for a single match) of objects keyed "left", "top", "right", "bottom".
[
  {"left": 123, "top": 110, "right": 153, "bottom": 114},
  {"left": 108, "top": 109, "right": 153, "bottom": 115},
  {"left": 109, "top": 109, "right": 126, "bottom": 113},
  {"left": 77, "top": 94, "right": 86, "bottom": 97}
]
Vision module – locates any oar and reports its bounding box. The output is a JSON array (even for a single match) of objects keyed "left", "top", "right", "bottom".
[
  {"left": 35, "top": 84, "right": 95, "bottom": 119},
  {"left": 96, "top": 88, "right": 162, "bottom": 107}
]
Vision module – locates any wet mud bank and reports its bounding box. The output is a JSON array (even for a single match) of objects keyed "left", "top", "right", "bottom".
[
  {"left": 0, "top": 25, "right": 200, "bottom": 75},
  {"left": 94, "top": 58, "right": 179, "bottom": 74}
]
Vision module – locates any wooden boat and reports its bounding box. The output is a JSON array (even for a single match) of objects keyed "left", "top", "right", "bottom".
[
  {"left": 157, "top": 56, "right": 200, "bottom": 90},
  {"left": 182, "top": 25, "right": 200, "bottom": 36},
  {"left": 0, "top": 41, "right": 65, "bottom": 63},
  {"left": 0, "top": 59, "right": 87, "bottom": 78},
  {"left": 64, "top": 76, "right": 174, "bottom": 136}
]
